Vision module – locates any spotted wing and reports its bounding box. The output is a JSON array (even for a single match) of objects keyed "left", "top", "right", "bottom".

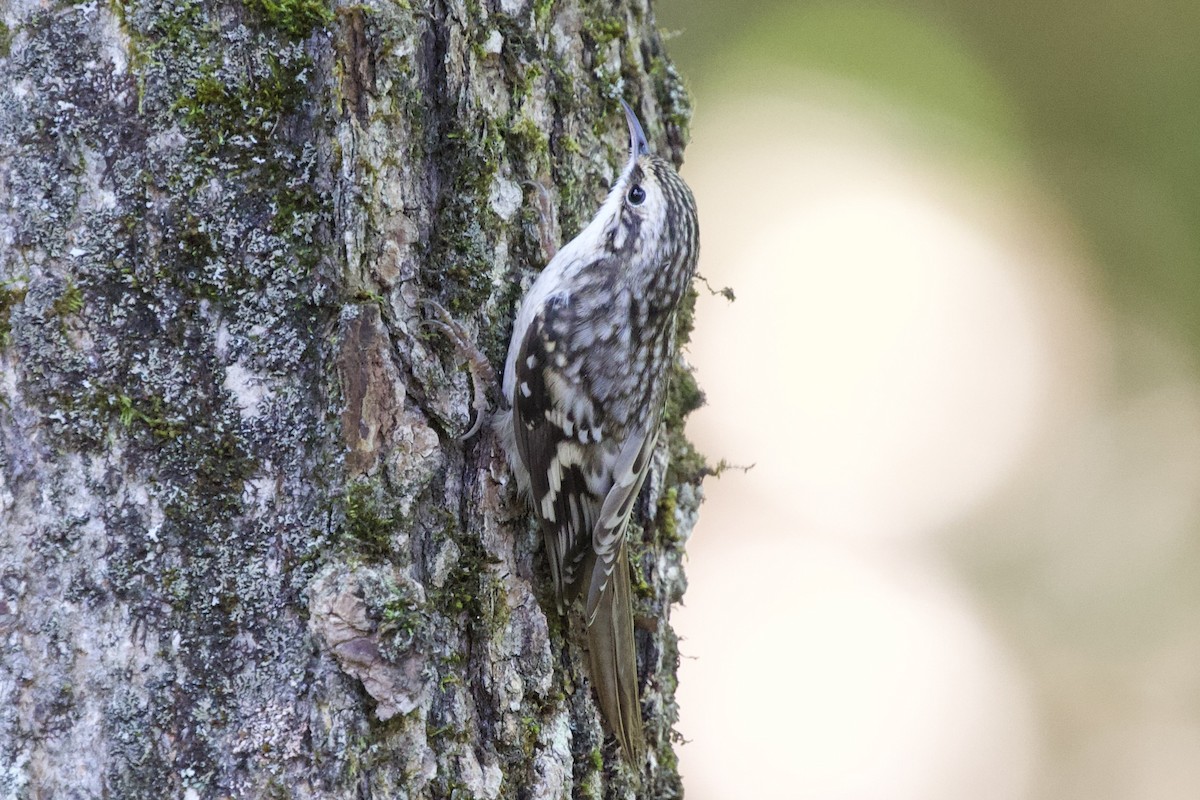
[{"left": 511, "top": 299, "right": 599, "bottom": 606}]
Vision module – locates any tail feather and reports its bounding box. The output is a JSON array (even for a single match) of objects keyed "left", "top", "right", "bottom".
[{"left": 586, "top": 547, "right": 645, "bottom": 760}]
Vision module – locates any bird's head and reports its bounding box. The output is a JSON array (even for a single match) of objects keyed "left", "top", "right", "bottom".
[{"left": 594, "top": 99, "right": 699, "bottom": 309}]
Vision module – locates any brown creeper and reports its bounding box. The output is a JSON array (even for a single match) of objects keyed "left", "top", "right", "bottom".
[{"left": 497, "top": 100, "right": 700, "bottom": 759}]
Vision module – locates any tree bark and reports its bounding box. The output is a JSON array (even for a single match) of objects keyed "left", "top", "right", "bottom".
[{"left": 0, "top": 0, "right": 704, "bottom": 797}]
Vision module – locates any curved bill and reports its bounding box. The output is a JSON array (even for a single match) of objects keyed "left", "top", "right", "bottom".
[{"left": 620, "top": 99, "right": 649, "bottom": 161}]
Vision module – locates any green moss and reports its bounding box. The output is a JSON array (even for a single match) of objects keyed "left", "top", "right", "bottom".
[
  {"left": 273, "top": 182, "right": 324, "bottom": 271},
  {"left": 532, "top": 0, "right": 554, "bottom": 26},
  {"left": 507, "top": 117, "right": 549, "bottom": 160},
  {"left": 178, "top": 429, "right": 256, "bottom": 521},
  {"left": 431, "top": 778, "right": 475, "bottom": 798},
  {"left": 521, "top": 715, "right": 541, "bottom": 740},
  {"left": 656, "top": 735, "right": 679, "bottom": 772},
  {"left": 246, "top": 0, "right": 333, "bottom": 40},
  {"left": 647, "top": 53, "right": 693, "bottom": 156},
  {"left": 93, "top": 390, "right": 184, "bottom": 439},
  {"left": 0, "top": 20, "right": 12, "bottom": 58},
  {"left": 662, "top": 298, "right": 708, "bottom": 486},
  {"left": 114, "top": 0, "right": 211, "bottom": 99},
  {"left": 165, "top": 41, "right": 327, "bottom": 293},
  {"left": 510, "top": 62, "right": 541, "bottom": 105},
  {"left": 350, "top": 287, "right": 385, "bottom": 305},
  {"left": 582, "top": 15, "right": 625, "bottom": 47},
  {"left": 662, "top": 359, "right": 703, "bottom": 428},
  {"left": 160, "top": 567, "right": 192, "bottom": 609},
  {"left": 0, "top": 279, "right": 27, "bottom": 348},
  {"left": 433, "top": 555, "right": 481, "bottom": 617},
  {"left": 52, "top": 279, "right": 84, "bottom": 317},
  {"left": 664, "top": 422, "right": 709, "bottom": 487},
  {"left": 655, "top": 487, "right": 678, "bottom": 543},
  {"left": 426, "top": 116, "right": 509, "bottom": 315},
  {"left": 663, "top": 286, "right": 712, "bottom": 485},
  {"left": 579, "top": 760, "right": 602, "bottom": 800},
  {"left": 341, "top": 481, "right": 395, "bottom": 559},
  {"left": 379, "top": 581, "right": 426, "bottom": 658},
  {"left": 172, "top": 55, "right": 307, "bottom": 160},
  {"left": 426, "top": 517, "right": 504, "bottom": 627},
  {"left": 559, "top": 134, "right": 581, "bottom": 155},
  {"left": 194, "top": 59, "right": 317, "bottom": 295},
  {"left": 381, "top": 592, "right": 421, "bottom": 633},
  {"left": 627, "top": 527, "right": 653, "bottom": 600}
]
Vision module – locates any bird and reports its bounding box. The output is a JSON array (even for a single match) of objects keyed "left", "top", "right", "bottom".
[{"left": 496, "top": 99, "right": 700, "bottom": 761}]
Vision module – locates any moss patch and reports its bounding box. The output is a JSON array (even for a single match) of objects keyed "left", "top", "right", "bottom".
[
  {"left": 655, "top": 486, "right": 679, "bottom": 543},
  {"left": 0, "top": 280, "right": 27, "bottom": 348},
  {"left": 581, "top": 14, "right": 625, "bottom": 49},
  {"left": 425, "top": 115, "right": 506, "bottom": 313},
  {"left": 51, "top": 279, "right": 84, "bottom": 318},
  {"left": 0, "top": 20, "right": 13, "bottom": 58},
  {"left": 340, "top": 480, "right": 397, "bottom": 560},
  {"left": 663, "top": 287, "right": 710, "bottom": 485},
  {"left": 246, "top": 0, "right": 333, "bottom": 40},
  {"left": 92, "top": 389, "right": 185, "bottom": 439}
]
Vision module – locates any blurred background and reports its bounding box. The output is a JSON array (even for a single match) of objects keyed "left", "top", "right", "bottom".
[{"left": 654, "top": 2, "right": 1200, "bottom": 799}]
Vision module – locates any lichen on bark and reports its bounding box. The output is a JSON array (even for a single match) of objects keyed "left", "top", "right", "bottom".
[{"left": 0, "top": 0, "right": 703, "bottom": 797}]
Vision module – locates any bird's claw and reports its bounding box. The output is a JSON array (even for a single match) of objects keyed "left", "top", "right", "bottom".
[{"left": 421, "top": 299, "right": 496, "bottom": 440}]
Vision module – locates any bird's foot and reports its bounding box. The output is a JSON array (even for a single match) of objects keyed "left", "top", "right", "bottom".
[{"left": 420, "top": 299, "right": 496, "bottom": 440}]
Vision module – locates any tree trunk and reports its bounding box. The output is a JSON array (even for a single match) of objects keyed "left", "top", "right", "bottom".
[{"left": 0, "top": 0, "right": 704, "bottom": 797}]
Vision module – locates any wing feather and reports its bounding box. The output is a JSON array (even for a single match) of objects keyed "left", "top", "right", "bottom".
[
  {"left": 584, "top": 426, "right": 658, "bottom": 624},
  {"left": 512, "top": 304, "right": 600, "bottom": 606}
]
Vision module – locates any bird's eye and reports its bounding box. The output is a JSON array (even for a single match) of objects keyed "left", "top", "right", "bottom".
[{"left": 627, "top": 185, "right": 646, "bottom": 205}]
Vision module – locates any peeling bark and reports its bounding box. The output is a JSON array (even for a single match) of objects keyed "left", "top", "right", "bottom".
[{"left": 0, "top": 0, "right": 703, "bottom": 797}]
